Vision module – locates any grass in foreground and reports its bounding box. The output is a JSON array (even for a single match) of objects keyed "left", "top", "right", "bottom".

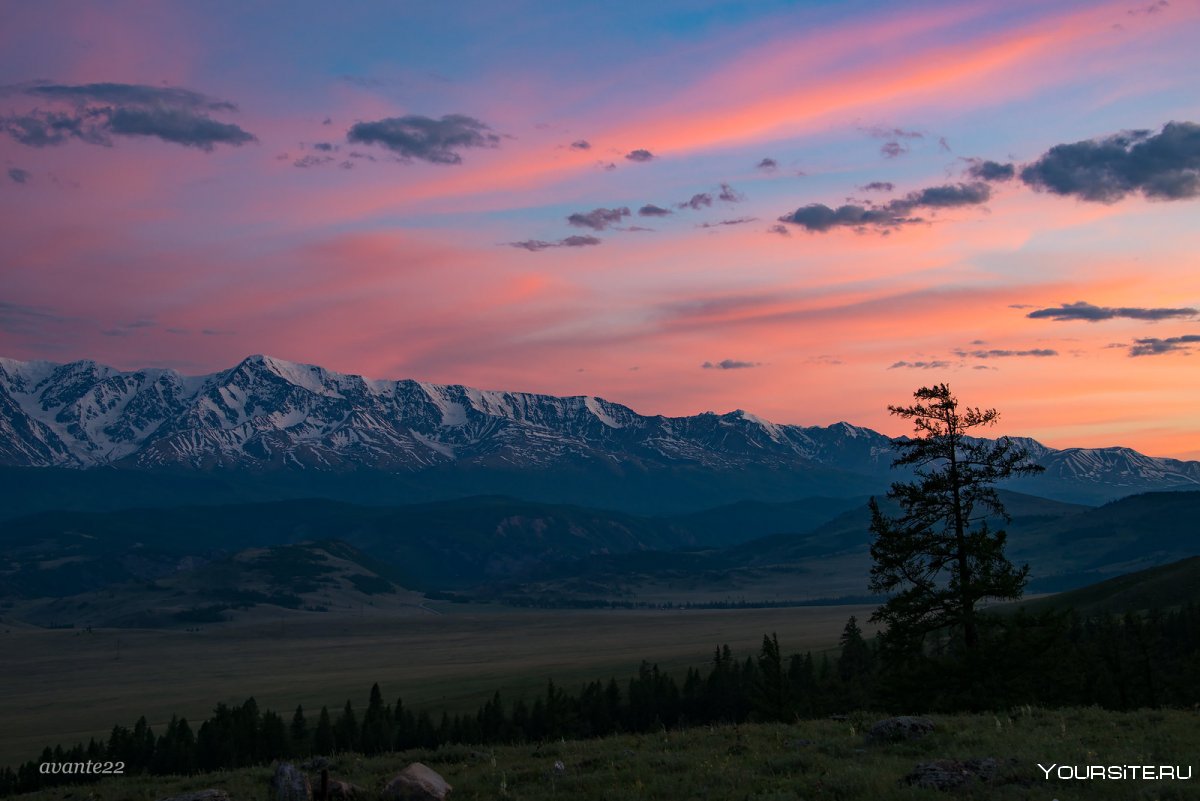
[{"left": 18, "top": 707, "right": 1199, "bottom": 801}]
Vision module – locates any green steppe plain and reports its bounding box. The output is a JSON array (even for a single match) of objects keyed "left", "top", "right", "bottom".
[
  {"left": 0, "top": 603, "right": 874, "bottom": 770},
  {"left": 17, "top": 708, "right": 1200, "bottom": 801}
]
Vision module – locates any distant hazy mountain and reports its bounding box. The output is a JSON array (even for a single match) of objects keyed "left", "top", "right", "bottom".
[
  {"left": 1, "top": 354, "right": 1198, "bottom": 509},
  {"left": 4, "top": 491, "right": 1196, "bottom": 624}
]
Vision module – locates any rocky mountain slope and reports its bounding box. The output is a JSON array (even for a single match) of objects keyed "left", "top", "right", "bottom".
[{"left": 1, "top": 354, "right": 1198, "bottom": 506}]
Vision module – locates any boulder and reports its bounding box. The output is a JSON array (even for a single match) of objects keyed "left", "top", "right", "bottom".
[
  {"left": 325, "top": 779, "right": 364, "bottom": 799},
  {"left": 865, "top": 715, "right": 935, "bottom": 743},
  {"left": 381, "top": 763, "right": 452, "bottom": 801},
  {"left": 271, "top": 761, "right": 313, "bottom": 801},
  {"left": 156, "top": 791, "right": 230, "bottom": 801}
]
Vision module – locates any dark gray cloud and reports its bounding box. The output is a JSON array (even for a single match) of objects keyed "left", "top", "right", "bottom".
[
  {"left": 860, "top": 126, "right": 924, "bottom": 159},
  {"left": 347, "top": 114, "right": 500, "bottom": 164},
  {"left": 0, "top": 82, "right": 255, "bottom": 151},
  {"left": 570, "top": 140, "right": 591, "bottom": 150},
  {"left": 864, "top": 125, "right": 924, "bottom": 140},
  {"left": 597, "top": 161, "right": 617, "bottom": 171},
  {"left": 25, "top": 82, "right": 236, "bottom": 111},
  {"left": 108, "top": 107, "right": 256, "bottom": 148},
  {"left": 625, "top": 149, "right": 655, "bottom": 162},
  {"left": 509, "top": 235, "right": 602, "bottom": 252},
  {"left": 906, "top": 182, "right": 992, "bottom": 208},
  {"left": 702, "top": 359, "right": 760, "bottom": 369},
  {"left": 779, "top": 203, "right": 912, "bottom": 231},
  {"left": 767, "top": 224, "right": 790, "bottom": 236},
  {"left": 756, "top": 157, "right": 778, "bottom": 171},
  {"left": 718, "top": 182, "right": 744, "bottom": 202},
  {"left": 567, "top": 207, "right": 630, "bottom": 230},
  {"left": 778, "top": 181, "right": 990, "bottom": 232},
  {"left": 678, "top": 192, "right": 713, "bottom": 210},
  {"left": 8, "top": 167, "right": 30, "bottom": 184},
  {"left": 294, "top": 154, "right": 334, "bottom": 169},
  {"left": 0, "top": 301, "right": 66, "bottom": 334},
  {"left": 1128, "top": 0, "right": 1169, "bottom": 15},
  {"left": 638, "top": 204, "right": 672, "bottom": 217},
  {"left": 1128, "top": 334, "right": 1200, "bottom": 356},
  {"left": 889, "top": 360, "right": 951, "bottom": 369},
  {"left": 953, "top": 348, "right": 1058, "bottom": 358},
  {"left": 698, "top": 217, "right": 757, "bottom": 228},
  {"left": 860, "top": 181, "right": 894, "bottom": 192},
  {"left": 312, "top": 142, "right": 336, "bottom": 152},
  {"left": 965, "top": 159, "right": 1015, "bottom": 181},
  {"left": 1027, "top": 300, "right": 1197, "bottom": 322},
  {"left": 561, "top": 235, "right": 601, "bottom": 247},
  {"left": 1020, "top": 121, "right": 1200, "bottom": 202}
]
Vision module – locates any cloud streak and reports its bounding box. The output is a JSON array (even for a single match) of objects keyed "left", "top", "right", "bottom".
[
  {"left": 778, "top": 181, "right": 991, "bottom": 232},
  {"left": 953, "top": 348, "right": 1058, "bottom": 358},
  {"left": 566, "top": 207, "right": 631, "bottom": 230},
  {"left": 889, "top": 360, "right": 951, "bottom": 369},
  {"left": 1027, "top": 301, "right": 1197, "bottom": 322},
  {"left": 347, "top": 114, "right": 500, "bottom": 164},
  {"left": 0, "top": 82, "right": 255, "bottom": 150},
  {"left": 508, "top": 235, "right": 601, "bottom": 251},
  {"left": 702, "top": 359, "right": 760, "bottom": 369},
  {"left": 1128, "top": 334, "right": 1200, "bottom": 356}
]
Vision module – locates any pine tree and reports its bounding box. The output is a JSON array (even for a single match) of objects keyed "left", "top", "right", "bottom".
[
  {"left": 751, "top": 633, "right": 791, "bottom": 721},
  {"left": 837, "top": 616, "right": 872, "bottom": 682},
  {"left": 313, "top": 706, "right": 335, "bottom": 755},
  {"left": 869, "top": 384, "right": 1043, "bottom": 650},
  {"left": 334, "top": 701, "right": 358, "bottom": 753},
  {"left": 290, "top": 705, "right": 309, "bottom": 755},
  {"left": 360, "top": 683, "right": 392, "bottom": 755}
]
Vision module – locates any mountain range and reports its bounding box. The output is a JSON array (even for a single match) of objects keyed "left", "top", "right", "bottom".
[{"left": 2, "top": 354, "right": 1199, "bottom": 512}]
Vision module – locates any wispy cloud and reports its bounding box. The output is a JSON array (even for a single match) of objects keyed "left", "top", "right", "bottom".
[
  {"left": 508, "top": 235, "right": 602, "bottom": 251},
  {"left": 952, "top": 348, "right": 1058, "bottom": 358},
  {"left": 347, "top": 113, "right": 500, "bottom": 164},
  {"left": 1027, "top": 300, "right": 1197, "bottom": 322},
  {"left": 1128, "top": 334, "right": 1200, "bottom": 356},
  {"left": 567, "top": 207, "right": 631, "bottom": 230},
  {"left": 702, "top": 359, "right": 760, "bottom": 369},
  {"left": 778, "top": 181, "right": 990, "bottom": 232},
  {"left": 889, "top": 360, "right": 950, "bottom": 369},
  {"left": 0, "top": 82, "right": 255, "bottom": 151}
]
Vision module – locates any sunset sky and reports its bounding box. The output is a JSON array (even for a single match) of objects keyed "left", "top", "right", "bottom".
[{"left": 1, "top": 0, "right": 1198, "bottom": 458}]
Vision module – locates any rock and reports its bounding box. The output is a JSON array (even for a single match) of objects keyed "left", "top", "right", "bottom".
[
  {"left": 271, "top": 762, "right": 313, "bottom": 801},
  {"left": 381, "top": 763, "right": 452, "bottom": 801},
  {"left": 156, "top": 791, "right": 230, "bottom": 801},
  {"left": 905, "top": 758, "right": 1003, "bottom": 791},
  {"left": 302, "top": 756, "right": 331, "bottom": 771},
  {"left": 325, "top": 779, "right": 364, "bottom": 800},
  {"left": 865, "top": 715, "right": 935, "bottom": 743},
  {"left": 552, "top": 760, "right": 566, "bottom": 776}
]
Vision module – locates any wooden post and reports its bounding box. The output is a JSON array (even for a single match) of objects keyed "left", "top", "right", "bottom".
[{"left": 319, "top": 767, "right": 329, "bottom": 801}]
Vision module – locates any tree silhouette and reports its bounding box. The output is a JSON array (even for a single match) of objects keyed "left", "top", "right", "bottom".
[{"left": 868, "top": 383, "right": 1043, "bottom": 650}]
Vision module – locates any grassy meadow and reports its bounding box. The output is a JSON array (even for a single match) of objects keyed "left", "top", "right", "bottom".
[
  {"left": 15, "top": 707, "right": 1199, "bottom": 801},
  {"left": 0, "top": 603, "right": 874, "bottom": 770}
]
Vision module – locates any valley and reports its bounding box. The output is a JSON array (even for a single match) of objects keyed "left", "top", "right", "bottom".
[{"left": 0, "top": 603, "right": 871, "bottom": 770}]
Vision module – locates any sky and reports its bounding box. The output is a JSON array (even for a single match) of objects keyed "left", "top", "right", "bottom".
[{"left": 1, "top": 0, "right": 1199, "bottom": 459}]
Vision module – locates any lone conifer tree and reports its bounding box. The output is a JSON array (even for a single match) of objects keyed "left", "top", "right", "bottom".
[{"left": 868, "top": 384, "right": 1043, "bottom": 650}]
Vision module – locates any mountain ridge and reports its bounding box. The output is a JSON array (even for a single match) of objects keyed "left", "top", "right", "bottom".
[{"left": 2, "top": 354, "right": 1198, "bottom": 508}]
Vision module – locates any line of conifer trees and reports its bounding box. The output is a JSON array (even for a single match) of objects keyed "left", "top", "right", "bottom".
[{"left": 3, "top": 604, "right": 1197, "bottom": 797}]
